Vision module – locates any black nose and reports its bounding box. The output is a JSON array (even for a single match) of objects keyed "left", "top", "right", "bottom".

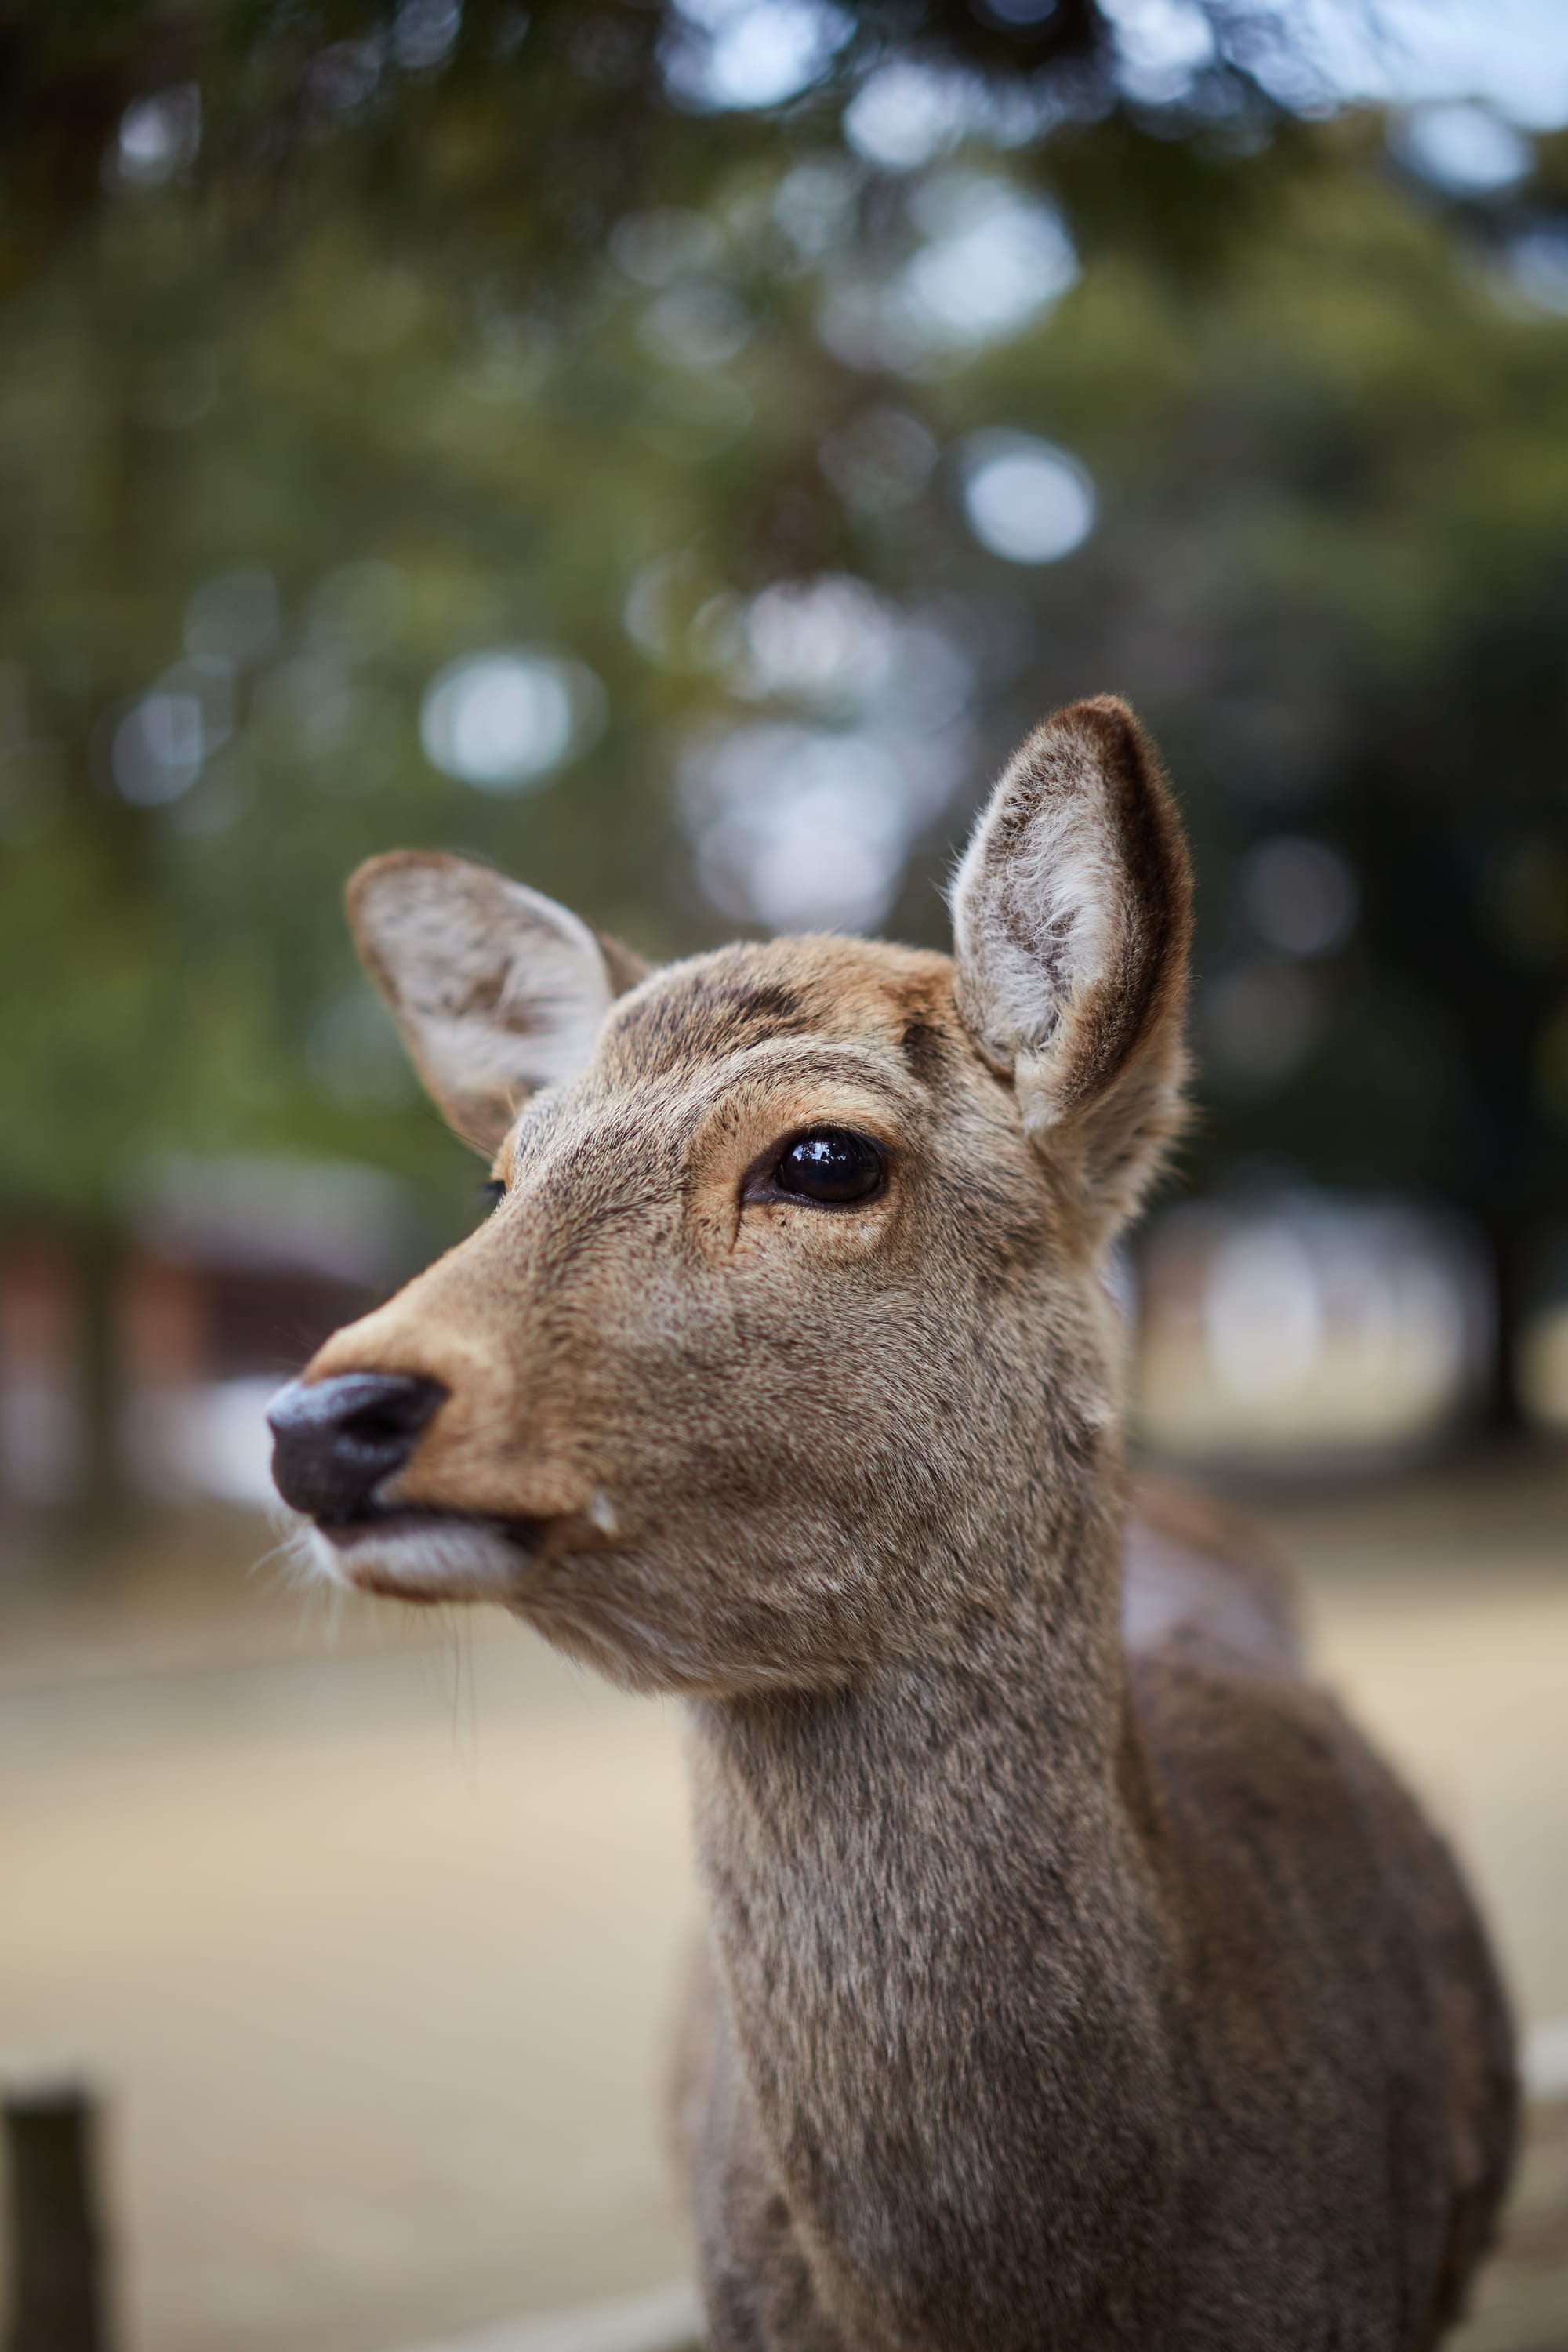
[{"left": 267, "top": 1373, "right": 446, "bottom": 1523}]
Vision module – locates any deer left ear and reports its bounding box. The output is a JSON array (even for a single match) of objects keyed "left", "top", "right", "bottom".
[
  {"left": 950, "top": 695, "right": 1192, "bottom": 1243},
  {"left": 346, "top": 851, "right": 651, "bottom": 1155}
]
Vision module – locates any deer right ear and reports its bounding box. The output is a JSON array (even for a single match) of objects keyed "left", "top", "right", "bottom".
[
  {"left": 347, "top": 852, "right": 650, "bottom": 1153},
  {"left": 950, "top": 696, "right": 1192, "bottom": 1243}
]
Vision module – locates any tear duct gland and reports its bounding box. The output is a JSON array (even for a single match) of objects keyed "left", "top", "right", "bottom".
[{"left": 270, "top": 698, "right": 1516, "bottom": 2350}]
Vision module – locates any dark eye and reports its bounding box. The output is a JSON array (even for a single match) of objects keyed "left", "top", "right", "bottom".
[
  {"left": 773, "top": 1128, "right": 886, "bottom": 1207},
  {"left": 479, "top": 1178, "right": 506, "bottom": 1211}
]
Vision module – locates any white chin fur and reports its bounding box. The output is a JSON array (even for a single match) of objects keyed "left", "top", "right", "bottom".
[{"left": 307, "top": 1518, "right": 527, "bottom": 1604}]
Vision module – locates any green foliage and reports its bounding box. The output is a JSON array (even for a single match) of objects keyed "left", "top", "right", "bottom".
[{"left": 0, "top": 0, "right": 1565, "bottom": 1269}]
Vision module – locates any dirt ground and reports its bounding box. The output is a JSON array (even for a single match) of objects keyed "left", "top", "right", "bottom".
[{"left": 0, "top": 1448, "right": 1565, "bottom": 2352}]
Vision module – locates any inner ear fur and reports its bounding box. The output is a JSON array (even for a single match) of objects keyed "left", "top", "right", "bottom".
[
  {"left": 347, "top": 851, "right": 652, "bottom": 1153},
  {"left": 950, "top": 695, "right": 1192, "bottom": 1239}
]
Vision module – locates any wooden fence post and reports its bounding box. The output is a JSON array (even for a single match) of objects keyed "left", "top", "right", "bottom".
[{"left": 2, "top": 2068, "right": 111, "bottom": 2352}]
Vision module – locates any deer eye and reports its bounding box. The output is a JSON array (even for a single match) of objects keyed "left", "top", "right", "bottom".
[
  {"left": 773, "top": 1128, "right": 885, "bottom": 1206},
  {"left": 479, "top": 1178, "right": 506, "bottom": 1211}
]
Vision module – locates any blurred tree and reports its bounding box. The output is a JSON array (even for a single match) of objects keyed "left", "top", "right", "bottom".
[{"left": 0, "top": 0, "right": 1565, "bottom": 1500}]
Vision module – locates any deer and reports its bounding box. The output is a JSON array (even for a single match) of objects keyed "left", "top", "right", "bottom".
[{"left": 267, "top": 696, "right": 1516, "bottom": 2351}]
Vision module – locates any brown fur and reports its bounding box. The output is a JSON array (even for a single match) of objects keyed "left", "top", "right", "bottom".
[{"left": 290, "top": 698, "right": 1515, "bottom": 2350}]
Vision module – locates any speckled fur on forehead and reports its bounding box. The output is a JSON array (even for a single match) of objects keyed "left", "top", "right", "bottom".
[{"left": 597, "top": 935, "right": 964, "bottom": 1091}]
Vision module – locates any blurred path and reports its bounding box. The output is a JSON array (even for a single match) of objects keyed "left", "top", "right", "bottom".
[
  {"left": 1272, "top": 1450, "right": 1568, "bottom": 2028},
  {"left": 0, "top": 1537, "right": 700, "bottom": 2352},
  {"left": 0, "top": 1454, "right": 1564, "bottom": 2352}
]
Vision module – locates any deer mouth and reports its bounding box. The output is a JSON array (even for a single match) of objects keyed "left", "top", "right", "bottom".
[{"left": 309, "top": 1505, "right": 546, "bottom": 1604}]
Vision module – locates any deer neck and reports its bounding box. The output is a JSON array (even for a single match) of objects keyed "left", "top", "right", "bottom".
[{"left": 684, "top": 1478, "right": 1181, "bottom": 2345}]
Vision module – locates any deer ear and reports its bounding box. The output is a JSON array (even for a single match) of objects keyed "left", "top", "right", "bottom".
[
  {"left": 950, "top": 697, "right": 1192, "bottom": 1240},
  {"left": 347, "top": 851, "right": 650, "bottom": 1153}
]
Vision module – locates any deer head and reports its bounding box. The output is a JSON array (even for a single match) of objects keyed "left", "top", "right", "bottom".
[{"left": 268, "top": 697, "right": 1191, "bottom": 1697}]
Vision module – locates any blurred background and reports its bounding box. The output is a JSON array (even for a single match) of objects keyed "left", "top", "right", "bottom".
[{"left": 1, "top": 1, "right": 1566, "bottom": 2347}]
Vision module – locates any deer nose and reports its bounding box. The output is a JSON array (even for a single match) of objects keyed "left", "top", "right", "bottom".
[{"left": 267, "top": 1373, "right": 446, "bottom": 1523}]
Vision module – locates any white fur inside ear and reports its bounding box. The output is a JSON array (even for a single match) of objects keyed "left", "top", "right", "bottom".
[
  {"left": 350, "top": 857, "right": 615, "bottom": 1141},
  {"left": 414, "top": 881, "right": 613, "bottom": 1096},
  {"left": 949, "top": 699, "right": 1192, "bottom": 1240},
  {"left": 949, "top": 733, "right": 1122, "bottom": 1119}
]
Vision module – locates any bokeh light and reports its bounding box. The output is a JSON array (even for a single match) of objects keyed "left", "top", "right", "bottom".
[
  {"left": 112, "top": 694, "right": 205, "bottom": 806},
  {"left": 904, "top": 176, "right": 1078, "bottom": 347},
  {"left": 114, "top": 85, "right": 201, "bottom": 187},
  {"left": 111, "top": 659, "right": 234, "bottom": 806},
  {"left": 960, "top": 431, "right": 1097, "bottom": 563},
  {"left": 681, "top": 724, "right": 910, "bottom": 932},
  {"left": 1511, "top": 223, "right": 1568, "bottom": 313},
  {"left": 735, "top": 575, "right": 898, "bottom": 706},
  {"left": 419, "top": 652, "right": 603, "bottom": 791},
  {"left": 666, "top": 0, "right": 853, "bottom": 112},
  {"left": 818, "top": 178, "right": 1077, "bottom": 370},
  {"left": 1102, "top": 0, "right": 1216, "bottom": 107},
  {"left": 1393, "top": 100, "right": 1533, "bottom": 191},
  {"left": 842, "top": 63, "right": 971, "bottom": 172},
  {"left": 391, "top": 0, "right": 462, "bottom": 72}
]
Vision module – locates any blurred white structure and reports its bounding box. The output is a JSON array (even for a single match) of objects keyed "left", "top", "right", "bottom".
[
  {"left": 124, "top": 1156, "right": 416, "bottom": 1505},
  {"left": 0, "top": 1158, "right": 415, "bottom": 1513},
  {"left": 1134, "top": 1193, "right": 1494, "bottom": 1470}
]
